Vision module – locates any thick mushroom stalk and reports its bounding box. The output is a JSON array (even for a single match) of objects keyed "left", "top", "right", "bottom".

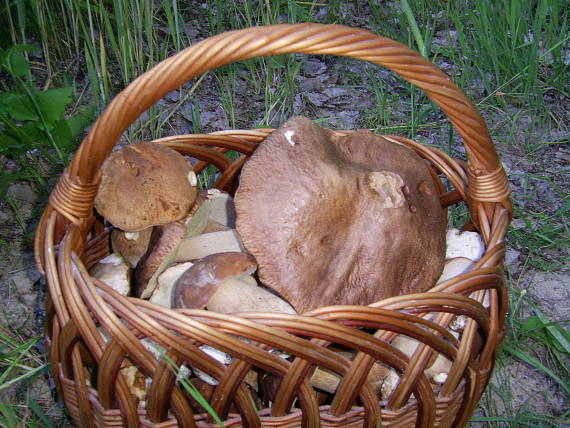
[
  {"left": 172, "top": 252, "right": 295, "bottom": 314},
  {"left": 235, "top": 116, "right": 446, "bottom": 313}
]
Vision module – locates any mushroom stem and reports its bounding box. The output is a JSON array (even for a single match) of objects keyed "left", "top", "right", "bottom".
[{"left": 206, "top": 277, "right": 296, "bottom": 314}]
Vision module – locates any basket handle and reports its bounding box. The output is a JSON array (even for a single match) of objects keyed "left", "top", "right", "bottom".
[{"left": 65, "top": 23, "right": 510, "bottom": 213}]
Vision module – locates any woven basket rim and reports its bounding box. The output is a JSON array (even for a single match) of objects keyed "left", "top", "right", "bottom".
[{"left": 34, "top": 23, "right": 512, "bottom": 428}]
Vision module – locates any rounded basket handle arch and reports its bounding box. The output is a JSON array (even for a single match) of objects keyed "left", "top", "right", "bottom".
[{"left": 68, "top": 23, "right": 510, "bottom": 210}]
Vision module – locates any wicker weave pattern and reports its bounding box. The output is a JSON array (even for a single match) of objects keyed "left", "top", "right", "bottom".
[{"left": 35, "top": 24, "right": 511, "bottom": 427}]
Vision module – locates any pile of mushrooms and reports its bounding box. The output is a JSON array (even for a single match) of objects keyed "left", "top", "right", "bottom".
[{"left": 89, "top": 118, "right": 486, "bottom": 407}]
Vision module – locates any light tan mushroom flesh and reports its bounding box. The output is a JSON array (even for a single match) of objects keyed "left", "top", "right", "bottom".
[
  {"left": 175, "top": 229, "right": 246, "bottom": 262},
  {"left": 89, "top": 253, "right": 131, "bottom": 296},
  {"left": 235, "top": 116, "right": 446, "bottom": 312}
]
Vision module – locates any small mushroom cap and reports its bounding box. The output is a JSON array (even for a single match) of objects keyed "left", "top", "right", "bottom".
[
  {"left": 172, "top": 252, "right": 257, "bottom": 309},
  {"left": 235, "top": 116, "right": 446, "bottom": 313},
  {"left": 94, "top": 142, "right": 198, "bottom": 231},
  {"left": 111, "top": 227, "right": 153, "bottom": 268}
]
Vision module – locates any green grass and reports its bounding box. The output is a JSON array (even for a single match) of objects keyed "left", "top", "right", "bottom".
[
  {"left": 0, "top": 0, "right": 568, "bottom": 426},
  {"left": 0, "top": 328, "right": 59, "bottom": 428}
]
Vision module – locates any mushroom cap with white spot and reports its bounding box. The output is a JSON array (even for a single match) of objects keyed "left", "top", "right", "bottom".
[
  {"left": 94, "top": 142, "right": 198, "bottom": 232},
  {"left": 235, "top": 116, "right": 446, "bottom": 313}
]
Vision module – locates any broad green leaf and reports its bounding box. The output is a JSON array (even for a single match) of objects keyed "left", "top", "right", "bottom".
[
  {"left": 4, "top": 50, "right": 29, "bottom": 77},
  {"left": 50, "top": 119, "right": 74, "bottom": 152},
  {"left": 0, "top": 92, "right": 37, "bottom": 121},
  {"left": 521, "top": 315, "right": 544, "bottom": 332},
  {"left": 35, "top": 87, "right": 74, "bottom": 127},
  {"left": 50, "top": 108, "right": 95, "bottom": 154},
  {"left": 66, "top": 107, "right": 96, "bottom": 137},
  {"left": 0, "top": 131, "right": 30, "bottom": 155}
]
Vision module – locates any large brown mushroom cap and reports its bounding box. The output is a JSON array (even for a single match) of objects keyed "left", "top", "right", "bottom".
[
  {"left": 235, "top": 116, "right": 446, "bottom": 313},
  {"left": 94, "top": 142, "right": 197, "bottom": 232}
]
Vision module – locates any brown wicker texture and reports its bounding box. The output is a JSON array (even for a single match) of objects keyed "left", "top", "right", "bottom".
[{"left": 34, "top": 24, "right": 511, "bottom": 427}]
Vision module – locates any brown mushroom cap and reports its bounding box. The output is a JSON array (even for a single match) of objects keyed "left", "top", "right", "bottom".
[
  {"left": 172, "top": 252, "right": 257, "bottom": 309},
  {"left": 235, "top": 116, "right": 446, "bottom": 313},
  {"left": 94, "top": 142, "right": 198, "bottom": 232},
  {"left": 111, "top": 227, "right": 153, "bottom": 268}
]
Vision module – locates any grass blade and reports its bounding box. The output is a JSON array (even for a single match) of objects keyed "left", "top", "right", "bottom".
[
  {"left": 399, "top": 0, "right": 427, "bottom": 58},
  {"left": 502, "top": 344, "right": 570, "bottom": 396},
  {"left": 28, "top": 398, "right": 57, "bottom": 428}
]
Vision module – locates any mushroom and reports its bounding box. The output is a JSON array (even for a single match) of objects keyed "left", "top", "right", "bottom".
[
  {"left": 235, "top": 116, "right": 446, "bottom": 313},
  {"left": 150, "top": 261, "right": 194, "bottom": 307},
  {"left": 310, "top": 352, "right": 390, "bottom": 395},
  {"left": 445, "top": 228, "right": 485, "bottom": 261},
  {"left": 89, "top": 253, "right": 131, "bottom": 296},
  {"left": 120, "top": 361, "right": 149, "bottom": 406},
  {"left": 204, "top": 188, "right": 237, "bottom": 227},
  {"left": 436, "top": 257, "right": 475, "bottom": 284},
  {"left": 203, "top": 219, "right": 231, "bottom": 233},
  {"left": 174, "top": 229, "right": 246, "bottom": 262},
  {"left": 382, "top": 335, "right": 453, "bottom": 397},
  {"left": 111, "top": 227, "right": 153, "bottom": 268},
  {"left": 133, "top": 200, "right": 212, "bottom": 298},
  {"left": 94, "top": 142, "right": 198, "bottom": 232},
  {"left": 172, "top": 252, "right": 296, "bottom": 314}
]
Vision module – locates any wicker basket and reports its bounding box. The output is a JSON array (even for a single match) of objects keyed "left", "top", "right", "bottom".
[{"left": 34, "top": 24, "right": 511, "bottom": 427}]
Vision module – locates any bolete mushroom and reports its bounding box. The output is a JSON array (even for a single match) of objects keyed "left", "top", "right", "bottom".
[
  {"left": 235, "top": 116, "right": 446, "bottom": 313},
  {"left": 172, "top": 252, "right": 296, "bottom": 314},
  {"left": 111, "top": 227, "right": 153, "bottom": 268},
  {"left": 310, "top": 351, "right": 390, "bottom": 395},
  {"left": 150, "top": 261, "right": 194, "bottom": 307},
  {"left": 133, "top": 200, "right": 212, "bottom": 298},
  {"left": 94, "top": 142, "right": 198, "bottom": 232}
]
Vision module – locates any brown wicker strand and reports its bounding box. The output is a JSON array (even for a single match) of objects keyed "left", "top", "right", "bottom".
[{"left": 49, "top": 170, "right": 100, "bottom": 224}]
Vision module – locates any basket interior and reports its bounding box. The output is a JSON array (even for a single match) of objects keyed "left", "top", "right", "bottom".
[{"left": 40, "top": 129, "right": 511, "bottom": 428}]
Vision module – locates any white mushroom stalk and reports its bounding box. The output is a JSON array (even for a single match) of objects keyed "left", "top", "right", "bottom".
[
  {"left": 445, "top": 228, "right": 485, "bottom": 261},
  {"left": 89, "top": 253, "right": 131, "bottom": 296}
]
